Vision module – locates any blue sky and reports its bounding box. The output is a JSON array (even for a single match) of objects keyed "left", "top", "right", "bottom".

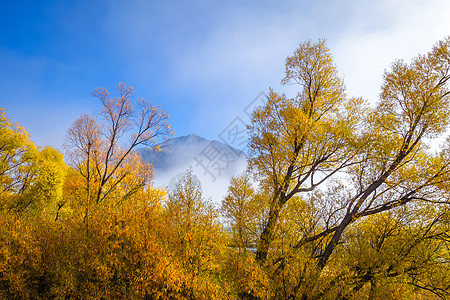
[{"left": 2, "top": 0, "right": 450, "bottom": 150}]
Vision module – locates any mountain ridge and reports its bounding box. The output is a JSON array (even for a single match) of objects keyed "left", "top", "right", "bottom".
[
  {"left": 138, "top": 133, "right": 246, "bottom": 170},
  {"left": 137, "top": 134, "right": 248, "bottom": 203}
]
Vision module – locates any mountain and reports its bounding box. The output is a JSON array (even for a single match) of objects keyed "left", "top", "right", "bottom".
[{"left": 137, "top": 134, "right": 248, "bottom": 204}]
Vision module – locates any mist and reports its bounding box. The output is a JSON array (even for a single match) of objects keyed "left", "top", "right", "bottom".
[{"left": 139, "top": 134, "right": 248, "bottom": 206}]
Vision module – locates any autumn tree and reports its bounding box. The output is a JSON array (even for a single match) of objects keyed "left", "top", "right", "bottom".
[
  {"left": 222, "top": 172, "right": 264, "bottom": 251},
  {"left": 65, "top": 83, "right": 172, "bottom": 207},
  {"left": 0, "top": 109, "right": 69, "bottom": 299},
  {"left": 221, "top": 172, "right": 272, "bottom": 299},
  {"left": 247, "top": 37, "right": 450, "bottom": 298},
  {"left": 249, "top": 39, "right": 363, "bottom": 262},
  {"left": 165, "top": 169, "right": 227, "bottom": 299},
  {"left": 0, "top": 107, "right": 68, "bottom": 218},
  {"left": 0, "top": 108, "right": 38, "bottom": 210},
  {"left": 315, "top": 37, "right": 450, "bottom": 269},
  {"left": 338, "top": 208, "right": 450, "bottom": 299}
]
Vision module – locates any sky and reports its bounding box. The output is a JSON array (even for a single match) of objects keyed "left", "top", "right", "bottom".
[{"left": 2, "top": 0, "right": 450, "bottom": 151}]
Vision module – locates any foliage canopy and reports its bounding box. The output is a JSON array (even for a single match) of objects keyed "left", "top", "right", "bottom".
[{"left": 1, "top": 38, "right": 450, "bottom": 299}]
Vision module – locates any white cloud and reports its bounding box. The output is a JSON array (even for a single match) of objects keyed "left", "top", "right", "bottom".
[
  {"left": 169, "top": 0, "right": 450, "bottom": 104},
  {"left": 332, "top": 0, "right": 450, "bottom": 103},
  {"left": 102, "top": 0, "right": 450, "bottom": 141}
]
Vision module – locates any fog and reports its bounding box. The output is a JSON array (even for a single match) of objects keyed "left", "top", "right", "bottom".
[{"left": 139, "top": 134, "right": 248, "bottom": 207}]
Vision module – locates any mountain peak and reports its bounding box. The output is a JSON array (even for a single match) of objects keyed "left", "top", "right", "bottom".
[
  {"left": 185, "top": 133, "right": 205, "bottom": 143},
  {"left": 137, "top": 133, "right": 248, "bottom": 203}
]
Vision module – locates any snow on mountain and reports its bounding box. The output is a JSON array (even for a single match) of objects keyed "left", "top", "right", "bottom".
[{"left": 138, "top": 134, "right": 248, "bottom": 205}]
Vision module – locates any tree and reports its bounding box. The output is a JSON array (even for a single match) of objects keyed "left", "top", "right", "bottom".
[
  {"left": 165, "top": 169, "right": 227, "bottom": 299},
  {"left": 222, "top": 172, "right": 263, "bottom": 251},
  {"left": 0, "top": 109, "right": 69, "bottom": 299},
  {"left": 332, "top": 207, "right": 450, "bottom": 299},
  {"left": 0, "top": 108, "right": 68, "bottom": 217},
  {"left": 65, "top": 83, "right": 172, "bottom": 209},
  {"left": 249, "top": 36, "right": 450, "bottom": 286},
  {"left": 249, "top": 39, "right": 364, "bottom": 262},
  {"left": 316, "top": 37, "right": 450, "bottom": 269},
  {"left": 0, "top": 108, "right": 37, "bottom": 209},
  {"left": 221, "top": 173, "right": 272, "bottom": 299}
]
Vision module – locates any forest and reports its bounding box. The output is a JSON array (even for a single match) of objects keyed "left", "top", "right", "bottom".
[{"left": 1, "top": 38, "right": 450, "bottom": 299}]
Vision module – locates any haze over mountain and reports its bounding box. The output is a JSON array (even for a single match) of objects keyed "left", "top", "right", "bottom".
[{"left": 138, "top": 134, "right": 247, "bottom": 205}]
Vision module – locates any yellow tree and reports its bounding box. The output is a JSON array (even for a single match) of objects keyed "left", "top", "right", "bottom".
[
  {"left": 58, "top": 83, "right": 174, "bottom": 297},
  {"left": 221, "top": 173, "right": 272, "bottom": 299},
  {"left": 315, "top": 37, "right": 450, "bottom": 269},
  {"left": 249, "top": 37, "right": 450, "bottom": 293},
  {"left": 0, "top": 109, "right": 69, "bottom": 299},
  {"left": 0, "top": 108, "right": 37, "bottom": 210},
  {"left": 165, "top": 169, "right": 226, "bottom": 299},
  {"left": 336, "top": 207, "right": 450, "bottom": 299},
  {"left": 222, "top": 172, "right": 262, "bottom": 251},
  {"left": 249, "top": 40, "right": 364, "bottom": 262},
  {"left": 0, "top": 108, "right": 67, "bottom": 216},
  {"left": 22, "top": 146, "right": 67, "bottom": 217}
]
